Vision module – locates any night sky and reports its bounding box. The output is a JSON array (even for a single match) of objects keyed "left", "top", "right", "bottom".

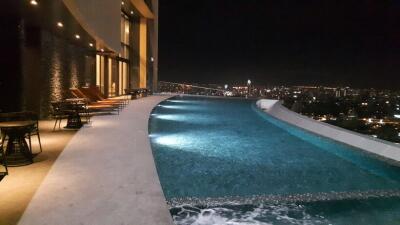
[{"left": 159, "top": 0, "right": 400, "bottom": 89}]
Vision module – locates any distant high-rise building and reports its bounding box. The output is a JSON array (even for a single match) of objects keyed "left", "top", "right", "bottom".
[{"left": 335, "top": 88, "right": 347, "bottom": 98}]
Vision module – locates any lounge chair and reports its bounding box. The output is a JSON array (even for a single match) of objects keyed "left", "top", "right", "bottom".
[
  {"left": 86, "top": 86, "right": 128, "bottom": 106},
  {"left": 124, "top": 88, "right": 149, "bottom": 99},
  {"left": 78, "top": 87, "right": 125, "bottom": 109},
  {"left": 69, "top": 88, "right": 120, "bottom": 114}
]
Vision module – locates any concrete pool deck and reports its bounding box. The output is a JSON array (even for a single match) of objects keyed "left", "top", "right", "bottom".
[{"left": 18, "top": 95, "right": 174, "bottom": 225}]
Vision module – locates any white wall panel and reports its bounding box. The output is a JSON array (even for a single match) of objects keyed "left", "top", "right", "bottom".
[{"left": 63, "top": 0, "right": 121, "bottom": 52}]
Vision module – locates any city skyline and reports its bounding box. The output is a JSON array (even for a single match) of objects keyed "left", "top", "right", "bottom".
[{"left": 159, "top": 0, "right": 400, "bottom": 89}]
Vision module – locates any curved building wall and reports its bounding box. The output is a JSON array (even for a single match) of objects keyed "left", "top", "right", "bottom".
[
  {"left": 62, "top": 0, "right": 121, "bottom": 52},
  {"left": 149, "top": 0, "right": 159, "bottom": 91},
  {"left": 1, "top": 0, "right": 96, "bottom": 117},
  {"left": 256, "top": 99, "right": 400, "bottom": 162},
  {"left": 2, "top": 0, "right": 157, "bottom": 117}
]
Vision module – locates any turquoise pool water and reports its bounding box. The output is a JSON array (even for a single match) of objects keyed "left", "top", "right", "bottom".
[{"left": 149, "top": 96, "right": 400, "bottom": 225}]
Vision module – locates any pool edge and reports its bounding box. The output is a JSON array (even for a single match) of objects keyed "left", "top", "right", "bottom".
[{"left": 257, "top": 99, "right": 400, "bottom": 164}]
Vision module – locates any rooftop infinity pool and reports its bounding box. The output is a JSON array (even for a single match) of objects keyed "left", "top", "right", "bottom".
[{"left": 149, "top": 96, "right": 400, "bottom": 225}]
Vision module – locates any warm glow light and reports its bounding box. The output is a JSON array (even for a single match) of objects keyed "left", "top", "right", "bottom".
[
  {"left": 75, "top": 34, "right": 80, "bottom": 39},
  {"left": 70, "top": 60, "right": 79, "bottom": 87},
  {"left": 150, "top": 57, "right": 154, "bottom": 62},
  {"left": 121, "top": 1, "right": 125, "bottom": 5},
  {"left": 131, "top": 11, "right": 134, "bottom": 15},
  {"left": 150, "top": 133, "right": 201, "bottom": 149},
  {"left": 57, "top": 22, "right": 63, "bottom": 28},
  {"left": 149, "top": 131, "right": 229, "bottom": 158},
  {"left": 153, "top": 114, "right": 182, "bottom": 121},
  {"left": 100, "top": 48, "right": 104, "bottom": 52},
  {"left": 166, "top": 100, "right": 190, "bottom": 103},
  {"left": 159, "top": 105, "right": 183, "bottom": 109},
  {"left": 50, "top": 51, "right": 62, "bottom": 102},
  {"left": 139, "top": 17, "right": 147, "bottom": 88},
  {"left": 153, "top": 135, "right": 179, "bottom": 146},
  {"left": 89, "top": 43, "right": 94, "bottom": 47},
  {"left": 30, "top": 0, "right": 38, "bottom": 6}
]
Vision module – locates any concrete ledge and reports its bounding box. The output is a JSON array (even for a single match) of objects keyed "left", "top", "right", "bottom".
[
  {"left": 18, "top": 95, "right": 174, "bottom": 225},
  {"left": 256, "top": 99, "right": 400, "bottom": 163}
]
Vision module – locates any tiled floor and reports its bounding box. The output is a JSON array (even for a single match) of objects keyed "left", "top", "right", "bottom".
[
  {"left": 0, "top": 119, "right": 78, "bottom": 225},
  {"left": 17, "top": 95, "right": 174, "bottom": 225}
]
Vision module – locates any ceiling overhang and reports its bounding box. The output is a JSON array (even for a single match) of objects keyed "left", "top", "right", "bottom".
[{"left": 130, "top": 0, "right": 154, "bottom": 19}]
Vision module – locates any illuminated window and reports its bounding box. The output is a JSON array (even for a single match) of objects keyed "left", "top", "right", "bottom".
[{"left": 118, "top": 12, "right": 132, "bottom": 94}]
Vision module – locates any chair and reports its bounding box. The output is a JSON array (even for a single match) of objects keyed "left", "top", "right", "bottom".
[
  {"left": 140, "top": 88, "right": 149, "bottom": 97},
  {"left": 0, "top": 111, "right": 43, "bottom": 154},
  {"left": 50, "top": 101, "right": 68, "bottom": 130},
  {"left": 0, "top": 111, "right": 40, "bottom": 169},
  {"left": 0, "top": 131, "right": 8, "bottom": 176},
  {"left": 21, "top": 111, "right": 42, "bottom": 154},
  {"left": 70, "top": 88, "right": 120, "bottom": 114},
  {"left": 0, "top": 114, "right": 11, "bottom": 146},
  {"left": 87, "top": 86, "right": 128, "bottom": 105},
  {"left": 79, "top": 87, "right": 126, "bottom": 109},
  {"left": 125, "top": 88, "right": 141, "bottom": 99}
]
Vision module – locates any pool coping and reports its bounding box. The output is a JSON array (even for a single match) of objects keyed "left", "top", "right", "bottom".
[
  {"left": 18, "top": 95, "right": 175, "bottom": 225},
  {"left": 257, "top": 99, "right": 400, "bottom": 164}
]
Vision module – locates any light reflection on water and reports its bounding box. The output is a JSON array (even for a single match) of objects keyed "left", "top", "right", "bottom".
[
  {"left": 152, "top": 113, "right": 219, "bottom": 124},
  {"left": 166, "top": 100, "right": 189, "bottom": 103},
  {"left": 149, "top": 96, "right": 400, "bottom": 225},
  {"left": 157, "top": 104, "right": 209, "bottom": 112}
]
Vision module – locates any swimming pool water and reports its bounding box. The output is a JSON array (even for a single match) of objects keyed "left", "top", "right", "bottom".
[{"left": 149, "top": 96, "right": 400, "bottom": 225}]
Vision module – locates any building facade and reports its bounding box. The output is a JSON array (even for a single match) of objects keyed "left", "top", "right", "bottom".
[{"left": 1, "top": 0, "right": 158, "bottom": 117}]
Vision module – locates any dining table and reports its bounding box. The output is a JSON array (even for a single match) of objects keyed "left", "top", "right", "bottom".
[
  {"left": 63, "top": 99, "right": 87, "bottom": 129},
  {"left": 0, "top": 120, "right": 36, "bottom": 166}
]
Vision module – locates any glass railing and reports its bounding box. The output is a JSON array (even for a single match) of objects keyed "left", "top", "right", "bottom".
[{"left": 158, "top": 81, "right": 226, "bottom": 96}]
